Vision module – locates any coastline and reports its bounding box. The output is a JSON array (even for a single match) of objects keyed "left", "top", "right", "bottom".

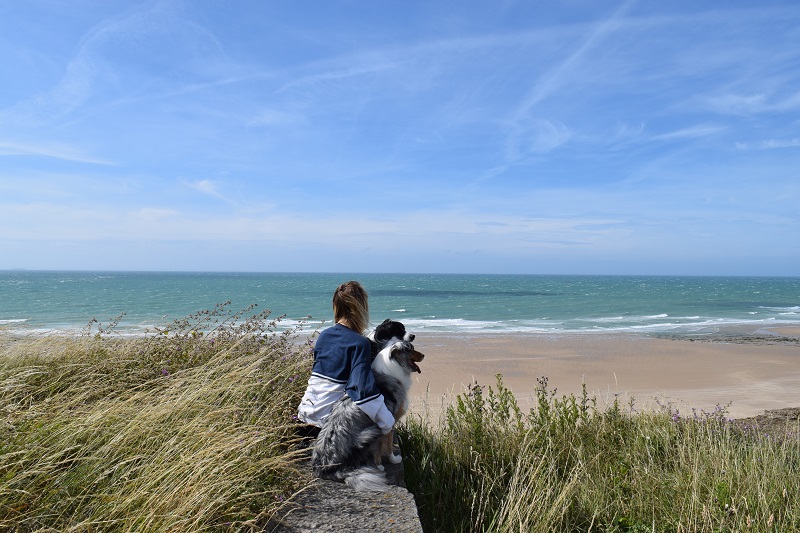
[
  {"left": 408, "top": 326, "right": 800, "bottom": 419},
  {"left": 3, "top": 324, "right": 799, "bottom": 420}
]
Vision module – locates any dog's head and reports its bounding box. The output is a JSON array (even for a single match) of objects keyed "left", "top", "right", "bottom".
[
  {"left": 387, "top": 340, "right": 425, "bottom": 374},
  {"left": 368, "top": 319, "right": 415, "bottom": 356}
]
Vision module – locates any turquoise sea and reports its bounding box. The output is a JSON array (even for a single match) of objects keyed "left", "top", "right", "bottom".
[{"left": 1, "top": 271, "right": 799, "bottom": 336}]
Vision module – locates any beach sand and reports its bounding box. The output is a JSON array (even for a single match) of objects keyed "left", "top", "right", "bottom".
[{"left": 407, "top": 327, "right": 800, "bottom": 419}]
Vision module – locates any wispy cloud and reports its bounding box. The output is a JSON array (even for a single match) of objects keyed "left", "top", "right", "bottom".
[
  {"left": 510, "top": 1, "right": 635, "bottom": 123},
  {"left": 275, "top": 60, "right": 405, "bottom": 95},
  {"left": 2, "top": 1, "right": 799, "bottom": 274},
  {"left": 495, "top": 1, "right": 635, "bottom": 172},
  {"left": 704, "top": 93, "right": 768, "bottom": 115},
  {"left": 650, "top": 124, "right": 727, "bottom": 142},
  {"left": 736, "top": 138, "right": 800, "bottom": 150},
  {"left": 504, "top": 119, "right": 571, "bottom": 161},
  {"left": 184, "top": 179, "right": 237, "bottom": 205},
  {"left": 0, "top": 0, "right": 227, "bottom": 126},
  {"left": 0, "top": 140, "right": 112, "bottom": 165},
  {"left": 704, "top": 91, "right": 800, "bottom": 116}
]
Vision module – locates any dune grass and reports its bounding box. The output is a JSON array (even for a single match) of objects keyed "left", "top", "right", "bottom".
[
  {"left": 0, "top": 305, "right": 315, "bottom": 531},
  {"left": 401, "top": 375, "right": 800, "bottom": 532},
  {"left": 4, "top": 311, "right": 799, "bottom": 532}
]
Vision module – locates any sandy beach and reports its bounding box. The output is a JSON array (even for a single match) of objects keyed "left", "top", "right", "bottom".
[{"left": 408, "top": 327, "right": 800, "bottom": 419}]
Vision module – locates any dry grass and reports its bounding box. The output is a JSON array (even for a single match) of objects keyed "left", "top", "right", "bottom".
[
  {"left": 401, "top": 376, "right": 800, "bottom": 532},
  {"left": 1, "top": 306, "right": 315, "bottom": 531},
  {"left": 6, "top": 309, "right": 799, "bottom": 532}
]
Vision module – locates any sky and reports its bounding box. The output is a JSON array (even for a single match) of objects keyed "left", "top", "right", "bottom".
[{"left": 1, "top": 1, "right": 799, "bottom": 276}]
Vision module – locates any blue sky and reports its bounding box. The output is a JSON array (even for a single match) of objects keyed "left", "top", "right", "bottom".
[{"left": 1, "top": 1, "right": 798, "bottom": 275}]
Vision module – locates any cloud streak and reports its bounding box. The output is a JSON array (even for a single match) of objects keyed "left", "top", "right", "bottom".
[
  {"left": 736, "top": 138, "right": 800, "bottom": 150},
  {"left": 0, "top": 140, "right": 112, "bottom": 165},
  {"left": 1, "top": 1, "right": 798, "bottom": 274}
]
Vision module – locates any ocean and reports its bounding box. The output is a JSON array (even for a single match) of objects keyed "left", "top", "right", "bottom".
[{"left": 1, "top": 271, "right": 799, "bottom": 337}]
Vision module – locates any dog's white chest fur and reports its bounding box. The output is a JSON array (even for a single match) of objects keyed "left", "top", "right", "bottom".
[
  {"left": 371, "top": 348, "right": 412, "bottom": 408},
  {"left": 372, "top": 349, "right": 413, "bottom": 388}
]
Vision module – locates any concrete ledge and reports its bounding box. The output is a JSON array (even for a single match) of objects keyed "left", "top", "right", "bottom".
[{"left": 267, "top": 452, "right": 423, "bottom": 533}]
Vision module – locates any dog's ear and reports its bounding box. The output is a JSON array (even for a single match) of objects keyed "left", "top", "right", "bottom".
[
  {"left": 380, "top": 318, "right": 392, "bottom": 327},
  {"left": 390, "top": 340, "right": 413, "bottom": 356}
]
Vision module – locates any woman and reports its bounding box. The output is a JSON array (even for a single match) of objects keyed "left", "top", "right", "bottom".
[{"left": 296, "top": 281, "right": 395, "bottom": 438}]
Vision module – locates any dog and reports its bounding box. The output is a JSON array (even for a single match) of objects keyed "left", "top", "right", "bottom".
[
  {"left": 367, "top": 318, "right": 415, "bottom": 358},
  {"left": 311, "top": 337, "right": 424, "bottom": 491}
]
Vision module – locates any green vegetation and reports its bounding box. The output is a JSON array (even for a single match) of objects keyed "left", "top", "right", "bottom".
[
  {"left": 3, "top": 310, "right": 799, "bottom": 532},
  {"left": 401, "top": 375, "right": 800, "bottom": 532},
  {"left": 0, "top": 305, "right": 315, "bottom": 531}
]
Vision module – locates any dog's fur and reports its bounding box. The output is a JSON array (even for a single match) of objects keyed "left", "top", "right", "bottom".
[
  {"left": 311, "top": 335, "right": 424, "bottom": 491},
  {"left": 367, "top": 318, "right": 415, "bottom": 358}
]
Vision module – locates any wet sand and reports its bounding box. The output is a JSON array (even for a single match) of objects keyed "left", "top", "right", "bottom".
[{"left": 408, "top": 327, "right": 800, "bottom": 419}]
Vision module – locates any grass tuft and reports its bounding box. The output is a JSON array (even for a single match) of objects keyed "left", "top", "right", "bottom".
[
  {"left": 401, "top": 374, "right": 800, "bottom": 532},
  {"left": 1, "top": 304, "right": 316, "bottom": 531},
  {"left": 5, "top": 315, "right": 799, "bottom": 532}
]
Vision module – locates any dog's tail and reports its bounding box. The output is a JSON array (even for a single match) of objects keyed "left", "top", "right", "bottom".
[
  {"left": 336, "top": 427, "right": 390, "bottom": 491},
  {"left": 340, "top": 466, "right": 389, "bottom": 492},
  {"left": 313, "top": 425, "right": 390, "bottom": 491},
  {"left": 332, "top": 427, "right": 390, "bottom": 491}
]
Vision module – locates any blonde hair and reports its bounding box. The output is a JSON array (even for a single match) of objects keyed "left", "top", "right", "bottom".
[{"left": 332, "top": 281, "right": 369, "bottom": 334}]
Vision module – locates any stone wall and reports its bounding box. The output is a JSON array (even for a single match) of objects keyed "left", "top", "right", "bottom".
[{"left": 267, "top": 457, "right": 423, "bottom": 532}]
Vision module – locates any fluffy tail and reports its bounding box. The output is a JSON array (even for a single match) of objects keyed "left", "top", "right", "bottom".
[
  {"left": 312, "top": 423, "right": 388, "bottom": 491},
  {"left": 341, "top": 466, "right": 389, "bottom": 492}
]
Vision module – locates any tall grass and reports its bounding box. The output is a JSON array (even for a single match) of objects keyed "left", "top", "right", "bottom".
[
  {"left": 0, "top": 304, "right": 315, "bottom": 531},
  {"left": 6, "top": 311, "right": 799, "bottom": 532},
  {"left": 401, "top": 375, "right": 800, "bottom": 532}
]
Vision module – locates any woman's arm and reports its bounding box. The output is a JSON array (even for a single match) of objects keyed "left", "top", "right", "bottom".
[{"left": 346, "top": 340, "right": 396, "bottom": 433}]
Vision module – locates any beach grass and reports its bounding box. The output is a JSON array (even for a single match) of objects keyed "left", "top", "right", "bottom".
[
  {"left": 401, "top": 375, "right": 800, "bottom": 532},
  {"left": 3, "top": 315, "right": 800, "bottom": 532},
  {"left": 0, "top": 305, "right": 315, "bottom": 531}
]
